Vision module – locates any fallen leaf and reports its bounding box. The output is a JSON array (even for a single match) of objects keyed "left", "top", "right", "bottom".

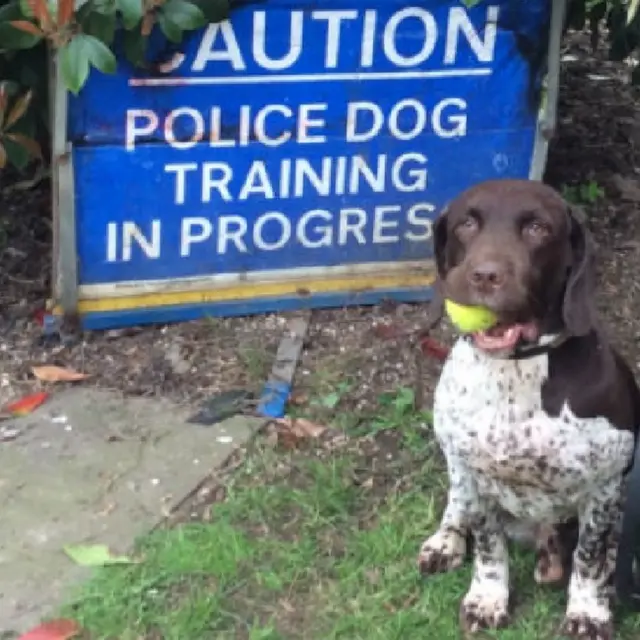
[
  {"left": 33, "top": 308, "right": 45, "bottom": 327},
  {"left": 361, "top": 476, "right": 375, "bottom": 489},
  {"left": 63, "top": 543, "right": 133, "bottom": 567},
  {"left": 277, "top": 430, "right": 300, "bottom": 450},
  {"left": 18, "top": 618, "right": 81, "bottom": 640},
  {"left": 293, "top": 417, "right": 327, "bottom": 438},
  {"left": 32, "top": 366, "right": 90, "bottom": 383},
  {"left": 273, "top": 417, "right": 328, "bottom": 447},
  {"left": 96, "top": 502, "right": 116, "bottom": 517},
  {"left": 420, "top": 337, "right": 450, "bottom": 362},
  {"left": 280, "top": 598, "right": 295, "bottom": 613},
  {"left": 287, "top": 391, "right": 309, "bottom": 407},
  {"left": 4, "top": 391, "right": 49, "bottom": 416},
  {"left": 372, "top": 322, "right": 404, "bottom": 340}
]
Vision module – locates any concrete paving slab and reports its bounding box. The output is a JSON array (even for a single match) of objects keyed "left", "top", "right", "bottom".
[{"left": 0, "top": 388, "right": 264, "bottom": 634}]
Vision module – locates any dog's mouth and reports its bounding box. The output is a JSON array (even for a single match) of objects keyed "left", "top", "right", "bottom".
[{"left": 472, "top": 322, "right": 539, "bottom": 352}]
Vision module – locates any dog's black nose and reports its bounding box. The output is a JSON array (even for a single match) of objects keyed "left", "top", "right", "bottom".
[{"left": 468, "top": 261, "right": 506, "bottom": 290}]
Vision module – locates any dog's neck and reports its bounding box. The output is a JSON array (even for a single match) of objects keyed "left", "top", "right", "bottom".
[{"left": 463, "top": 332, "right": 569, "bottom": 361}]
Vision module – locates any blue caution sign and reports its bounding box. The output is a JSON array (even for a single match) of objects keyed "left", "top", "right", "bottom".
[{"left": 60, "top": 0, "right": 553, "bottom": 329}]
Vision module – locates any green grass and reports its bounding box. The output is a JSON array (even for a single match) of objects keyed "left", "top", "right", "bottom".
[
  {"left": 561, "top": 179, "right": 605, "bottom": 206},
  {"left": 236, "top": 342, "right": 274, "bottom": 385},
  {"left": 62, "top": 395, "right": 640, "bottom": 639}
]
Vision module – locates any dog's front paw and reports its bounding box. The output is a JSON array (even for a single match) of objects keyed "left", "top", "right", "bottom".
[
  {"left": 562, "top": 577, "right": 613, "bottom": 640},
  {"left": 459, "top": 587, "right": 510, "bottom": 633},
  {"left": 417, "top": 528, "right": 467, "bottom": 575},
  {"left": 560, "top": 615, "right": 613, "bottom": 640}
]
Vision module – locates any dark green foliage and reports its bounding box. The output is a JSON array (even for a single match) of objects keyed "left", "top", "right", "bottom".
[{"left": 0, "top": 0, "right": 228, "bottom": 169}]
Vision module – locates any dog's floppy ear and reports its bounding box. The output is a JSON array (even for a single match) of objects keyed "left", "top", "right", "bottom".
[
  {"left": 433, "top": 205, "right": 450, "bottom": 279},
  {"left": 562, "top": 206, "right": 597, "bottom": 336},
  {"left": 426, "top": 206, "right": 450, "bottom": 331}
]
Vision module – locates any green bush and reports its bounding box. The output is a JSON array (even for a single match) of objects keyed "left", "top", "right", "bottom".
[
  {"left": 0, "top": 0, "right": 638, "bottom": 171},
  {"left": 0, "top": 0, "right": 228, "bottom": 169}
]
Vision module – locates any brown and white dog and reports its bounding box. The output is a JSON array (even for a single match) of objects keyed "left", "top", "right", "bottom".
[{"left": 418, "top": 179, "right": 640, "bottom": 639}]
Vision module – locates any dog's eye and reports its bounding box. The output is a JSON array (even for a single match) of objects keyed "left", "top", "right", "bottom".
[
  {"left": 523, "top": 220, "right": 550, "bottom": 239},
  {"left": 454, "top": 213, "right": 480, "bottom": 241},
  {"left": 460, "top": 217, "right": 478, "bottom": 231}
]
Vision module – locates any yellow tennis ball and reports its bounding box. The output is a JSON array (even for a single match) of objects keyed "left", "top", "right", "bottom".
[{"left": 444, "top": 299, "right": 498, "bottom": 333}]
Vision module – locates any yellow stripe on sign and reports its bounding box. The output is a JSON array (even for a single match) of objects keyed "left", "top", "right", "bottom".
[{"left": 63, "top": 272, "right": 436, "bottom": 314}]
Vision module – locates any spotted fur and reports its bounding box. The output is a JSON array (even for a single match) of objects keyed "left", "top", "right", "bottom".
[{"left": 419, "top": 338, "right": 634, "bottom": 638}]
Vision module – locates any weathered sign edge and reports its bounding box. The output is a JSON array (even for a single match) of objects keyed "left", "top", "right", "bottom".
[{"left": 529, "top": 0, "right": 566, "bottom": 181}]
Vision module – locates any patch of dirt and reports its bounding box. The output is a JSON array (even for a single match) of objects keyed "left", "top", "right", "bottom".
[{"left": 1, "top": 29, "right": 639, "bottom": 422}]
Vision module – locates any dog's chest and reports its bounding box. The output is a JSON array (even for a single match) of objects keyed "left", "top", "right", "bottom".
[{"left": 434, "top": 339, "right": 634, "bottom": 520}]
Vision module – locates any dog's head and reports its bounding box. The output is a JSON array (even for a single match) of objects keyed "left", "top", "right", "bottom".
[{"left": 432, "top": 179, "right": 596, "bottom": 354}]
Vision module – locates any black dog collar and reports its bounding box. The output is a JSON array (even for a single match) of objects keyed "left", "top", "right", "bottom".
[{"left": 508, "top": 332, "right": 569, "bottom": 360}]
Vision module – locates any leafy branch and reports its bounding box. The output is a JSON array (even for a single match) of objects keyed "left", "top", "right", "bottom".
[
  {"left": 0, "top": 0, "right": 227, "bottom": 168},
  {"left": 6, "top": 0, "right": 224, "bottom": 93},
  {"left": 0, "top": 80, "right": 41, "bottom": 168}
]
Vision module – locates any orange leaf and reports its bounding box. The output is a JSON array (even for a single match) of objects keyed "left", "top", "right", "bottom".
[
  {"left": 275, "top": 429, "right": 298, "bottom": 450},
  {"left": 372, "top": 322, "right": 404, "bottom": 340},
  {"left": 4, "top": 391, "right": 49, "bottom": 416},
  {"left": 291, "top": 417, "right": 327, "bottom": 438},
  {"left": 420, "top": 337, "right": 450, "bottom": 362},
  {"left": 274, "top": 417, "right": 328, "bottom": 445},
  {"left": 31, "top": 365, "right": 90, "bottom": 383},
  {"left": 6, "top": 90, "right": 33, "bottom": 129},
  {"left": 27, "top": 0, "right": 52, "bottom": 31},
  {"left": 18, "top": 618, "right": 81, "bottom": 640},
  {"left": 0, "top": 142, "right": 7, "bottom": 169},
  {"left": 9, "top": 20, "right": 44, "bottom": 37},
  {"left": 7, "top": 133, "right": 42, "bottom": 159},
  {"left": 288, "top": 391, "right": 309, "bottom": 407},
  {"left": 57, "top": 0, "right": 74, "bottom": 27}
]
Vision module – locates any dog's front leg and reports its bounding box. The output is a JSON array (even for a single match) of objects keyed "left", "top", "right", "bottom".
[
  {"left": 418, "top": 452, "right": 476, "bottom": 575},
  {"left": 460, "top": 507, "right": 510, "bottom": 632},
  {"left": 561, "top": 479, "right": 625, "bottom": 640}
]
